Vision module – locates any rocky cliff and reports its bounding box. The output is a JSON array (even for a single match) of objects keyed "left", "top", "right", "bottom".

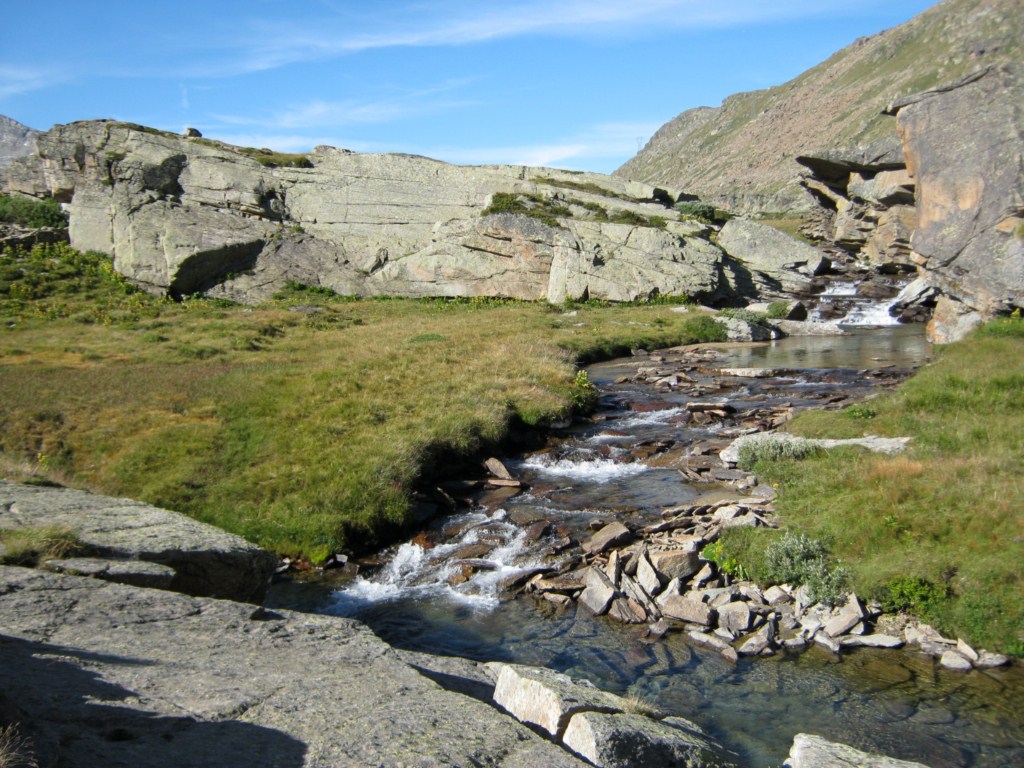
[
  {"left": 0, "top": 120, "right": 825, "bottom": 306},
  {"left": 615, "top": 0, "right": 1020, "bottom": 214},
  {"left": 0, "top": 115, "right": 37, "bottom": 169}
]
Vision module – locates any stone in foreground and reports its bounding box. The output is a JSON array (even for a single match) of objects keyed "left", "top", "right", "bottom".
[
  {"left": 486, "top": 662, "right": 623, "bottom": 737},
  {"left": 784, "top": 733, "right": 934, "bottom": 768},
  {"left": 0, "top": 567, "right": 588, "bottom": 768},
  {"left": 0, "top": 480, "right": 275, "bottom": 602},
  {"left": 562, "top": 710, "right": 738, "bottom": 768}
]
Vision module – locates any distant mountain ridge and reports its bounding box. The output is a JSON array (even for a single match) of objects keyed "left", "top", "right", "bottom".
[
  {"left": 615, "top": 0, "right": 1022, "bottom": 213},
  {"left": 0, "top": 115, "right": 38, "bottom": 169}
]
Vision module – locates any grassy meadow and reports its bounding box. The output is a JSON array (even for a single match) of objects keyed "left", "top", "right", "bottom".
[
  {"left": 0, "top": 243, "right": 725, "bottom": 560},
  {"left": 723, "top": 315, "right": 1024, "bottom": 654}
]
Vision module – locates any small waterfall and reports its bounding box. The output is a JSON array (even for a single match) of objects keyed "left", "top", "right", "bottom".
[{"left": 808, "top": 279, "right": 905, "bottom": 326}]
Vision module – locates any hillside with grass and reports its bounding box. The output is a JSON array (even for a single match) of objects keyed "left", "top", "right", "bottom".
[
  {"left": 716, "top": 315, "right": 1024, "bottom": 654},
  {"left": 615, "top": 0, "right": 1021, "bottom": 212},
  {"left": 0, "top": 241, "right": 726, "bottom": 560}
]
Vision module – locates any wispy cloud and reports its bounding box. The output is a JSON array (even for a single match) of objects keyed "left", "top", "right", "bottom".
[
  {"left": 0, "top": 65, "right": 61, "bottom": 100},
  {"left": 194, "top": 0, "right": 878, "bottom": 78}
]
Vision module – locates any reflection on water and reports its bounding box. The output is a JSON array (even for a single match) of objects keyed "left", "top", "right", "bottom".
[{"left": 267, "top": 325, "right": 1023, "bottom": 768}]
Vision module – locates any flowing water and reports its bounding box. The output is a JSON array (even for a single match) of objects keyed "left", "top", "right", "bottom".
[{"left": 268, "top": 324, "right": 1024, "bottom": 767}]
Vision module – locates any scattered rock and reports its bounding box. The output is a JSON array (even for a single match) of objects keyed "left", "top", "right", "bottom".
[
  {"left": 582, "top": 522, "right": 633, "bottom": 555},
  {"left": 785, "top": 733, "right": 934, "bottom": 768}
]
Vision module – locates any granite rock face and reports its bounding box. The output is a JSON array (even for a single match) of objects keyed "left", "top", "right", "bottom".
[
  {"left": 0, "top": 115, "right": 38, "bottom": 169},
  {"left": 784, "top": 733, "right": 934, "bottom": 768},
  {"left": 0, "top": 566, "right": 589, "bottom": 768},
  {"left": 1, "top": 120, "right": 821, "bottom": 308},
  {"left": 0, "top": 480, "right": 275, "bottom": 603},
  {"left": 893, "top": 64, "right": 1024, "bottom": 342}
]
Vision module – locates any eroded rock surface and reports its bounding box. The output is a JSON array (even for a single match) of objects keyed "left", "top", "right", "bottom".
[
  {"left": 0, "top": 480, "right": 275, "bottom": 602},
  {"left": 0, "top": 566, "right": 588, "bottom": 768}
]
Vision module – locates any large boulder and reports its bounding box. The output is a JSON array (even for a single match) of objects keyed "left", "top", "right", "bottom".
[
  {"left": 0, "top": 566, "right": 588, "bottom": 768},
  {"left": 715, "top": 218, "right": 830, "bottom": 298},
  {"left": 892, "top": 64, "right": 1024, "bottom": 342},
  {"left": 0, "top": 480, "right": 275, "bottom": 603}
]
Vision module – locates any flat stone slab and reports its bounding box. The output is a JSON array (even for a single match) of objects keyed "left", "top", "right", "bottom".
[
  {"left": 563, "top": 711, "right": 738, "bottom": 768},
  {"left": 486, "top": 662, "right": 623, "bottom": 737},
  {"left": 0, "top": 566, "right": 588, "bottom": 768},
  {"left": 785, "top": 733, "right": 934, "bottom": 767},
  {"left": 0, "top": 481, "right": 275, "bottom": 602}
]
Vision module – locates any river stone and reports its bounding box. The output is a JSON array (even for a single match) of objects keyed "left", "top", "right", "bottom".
[
  {"left": 41, "top": 557, "right": 176, "bottom": 589},
  {"left": 636, "top": 550, "right": 662, "bottom": 595},
  {"left": 486, "top": 662, "right": 623, "bottom": 738},
  {"left": 562, "top": 711, "right": 739, "bottom": 768},
  {"left": 579, "top": 566, "right": 618, "bottom": 615},
  {"left": 975, "top": 651, "right": 1011, "bottom": 668},
  {"left": 0, "top": 566, "right": 588, "bottom": 768},
  {"left": 784, "top": 733, "right": 933, "bottom": 768},
  {"left": 737, "top": 619, "right": 776, "bottom": 656},
  {"left": 650, "top": 549, "right": 702, "bottom": 583},
  {"left": 686, "top": 631, "right": 738, "bottom": 664},
  {"left": 939, "top": 649, "right": 974, "bottom": 672},
  {"left": 659, "top": 594, "right": 714, "bottom": 627},
  {"left": 0, "top": 480, "right": 275, "bottom": 602},
  {"left": 839, "top": 634, "right": 905, "bottom": 649},
  {"left": 717, "top": 601, "right": 752, "bottom": 635},
  {"left": 582, "top": 522, "right": 633, "bottom": 555}
]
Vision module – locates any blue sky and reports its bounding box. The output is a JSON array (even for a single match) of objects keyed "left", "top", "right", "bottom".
[{"left": 2, "top": 1, "right": 937, "bottom": 174}]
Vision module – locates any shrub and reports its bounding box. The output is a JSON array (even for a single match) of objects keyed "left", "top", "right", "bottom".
[
  {"left": 766, "top": 301, "right": 790, "bottom": 319},
  {"left": 568, "top": 370, "right": 599, "bottom": 414},
  {"left": 0, "top": 195, "right": 67, "bottom": 228},
  {"left": 674, "top": 200, "right": 717, "bottom": 222},
  {"left": 703, "top": 539, "right": 750, "bottom": 581},
  {"left": 880, "top": 575, "right": 947, "bottom": 616},
  {"left": 762, "top": 531, "right": 849, "bottom": 606},
  {"left": 736, "top": 433, "right": 821, "bottom": 470}
]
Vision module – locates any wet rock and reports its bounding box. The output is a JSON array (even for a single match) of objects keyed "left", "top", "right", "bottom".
[
  {"left": 737, "top": 619, "right": 776, "bottom": 656},
  {"left": 939, "top": 649, "right": 974, "bottom": 672},
  {"left": 975, "top": 651, "right": 1011, "bottom": 668},
  {"left": 582, "top": 522, "right": 633, "bottom": 555},
  {"left": 525, "top": 520, "right": 551, "bottom": 542},
  {"left": 814, "top": 631, "right": 841, "bottom": 654},
  {"left": 635, "top": 551, "right": 662, "bottom": 596},
  {"left": 484, "top": 457, "right": 514, "bottom": 480},
  {"left": 839, "top": 634, "right": 905, "bottom": 649},
  {"left": 784, "top": 733, "right": 934, "bottom": 768},
  {"left": 686, "top": 630, "right": 738, "bottom": 663},
  {"left": 955, "top": 638, "right": 979, "bottom": 663},
  {"left": 500, "top": 566, "right": 553, "bottom": 592},
  {"left": 450, "top": 543, "right": 492, "bottom": 561},
  {"left": 562, "top": 711, "right": 739, "bottom": 768},
  {"left": 608, "top": 597, "right": 649, "bottom": 624},
  {"left": 579, "top": 566, "right": 618, "bottom": 616}
]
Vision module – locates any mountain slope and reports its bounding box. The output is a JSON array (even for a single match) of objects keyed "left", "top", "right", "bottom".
[
  {"left": 0, "top": 115, "right": 38, "bottom": 169},
  {"left": 615, "top": 0, "right": 1022, "bottom": 212}
]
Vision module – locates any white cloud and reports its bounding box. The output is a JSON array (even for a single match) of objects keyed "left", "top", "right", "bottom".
[{"left": 0, "top": 65, "right": 59, "bottom": 100}]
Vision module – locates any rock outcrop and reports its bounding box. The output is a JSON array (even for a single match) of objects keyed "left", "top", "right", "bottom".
[
  {"left": 1, "top": 120, "right": 822, "bottom": 308},
  {"left": 0, "top": 566, "right": 589, "bottom": 768},
  {"left": 0, "top": 480, "right": 276, "bottom": 603},
  {"left": 615, "top": 0, "right": 1022, "bottom": 214},
  {"left": 891, "top": 63, "right": 1024, "bottom": 342},
  {"left": 784, "top": 733, "right": 933, "bottom": 768},
  {"left": 0, "top": 115, "right": 37, "bottom": 169}
]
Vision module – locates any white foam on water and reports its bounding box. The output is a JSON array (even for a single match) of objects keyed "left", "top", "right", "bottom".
[
  {"left": 518, "top": 453, "right": 649, "bottom": 482},
  {"left": 615, "top": 407, "right": 686, "bottom": 429}
]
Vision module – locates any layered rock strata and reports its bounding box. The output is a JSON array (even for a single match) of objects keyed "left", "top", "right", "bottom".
[{"left": 1, "top": 120, "right": 826, "bottom": 308}]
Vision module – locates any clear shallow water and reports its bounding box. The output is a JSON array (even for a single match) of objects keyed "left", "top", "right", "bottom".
[{"left": 268, "top": 324, "right": 1024, "bottom": 767}]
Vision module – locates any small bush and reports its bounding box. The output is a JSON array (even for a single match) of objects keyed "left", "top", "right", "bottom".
[
  {"left": 880, "top": 575, "right": 947, "bottom": 616},
  {"left": 674, "top": 200, "right": 718, "bottom": 222},
  {"left": 568, "top": 370, "right": 599, "bottom": 414},
  {"left": 762, "top": 531, "right": 849, "bottom": 606},
  {"left": 0, "top": 195, "right": 67, "bottom": 228},
  {"left": 736, "top": 433, "right": 821, "bottom": 470},
  {"left": 766, "top": 301, "right": 790, "bottom": 319},
  {"left": 703, "top": 539, "right": 750, "bottom": 581}
]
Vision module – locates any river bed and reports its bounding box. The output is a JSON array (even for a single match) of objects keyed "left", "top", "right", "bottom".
[{"left": 268, "top": 324, "right": 1024, "bottom": 767}]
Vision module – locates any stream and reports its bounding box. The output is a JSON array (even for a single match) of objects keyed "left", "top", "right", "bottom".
[{"left": 268, "top": 322, "right": 1024, "bottom": 768}]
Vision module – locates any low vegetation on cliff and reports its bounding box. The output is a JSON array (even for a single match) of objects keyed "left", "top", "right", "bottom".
[
  {"left": 719, "top": 314, "right": 1024, "bottom": 654},
  {"left": 0, "top": 243, "right": 723, "bottom": 560}
]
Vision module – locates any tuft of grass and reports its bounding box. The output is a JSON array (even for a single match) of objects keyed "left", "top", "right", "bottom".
[
  {"left": 0, "top": 724, "right": 37, "bottom": 768},
  {"left": 736, "top": 433, "right": 822, "bottom": 471},
  {"left": 0, "top": 245, "right": 726, "bottom": 561},
  {"left": 752, "top": 315, "right": 1024, "bottom": 652},
  {"left": 0, "top": 525, "right": 84, "bottom": 566}
]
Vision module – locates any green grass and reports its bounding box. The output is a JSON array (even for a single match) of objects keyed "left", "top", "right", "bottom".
[
  {"left": 725, "top": 313, "right": 1024, "bottom": 653},
  {"left": 0, "top": 524, "right": 84, "bottom": 566},
  {"left": 0, "top": 244, "right": 726, "bottom": 561}
]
